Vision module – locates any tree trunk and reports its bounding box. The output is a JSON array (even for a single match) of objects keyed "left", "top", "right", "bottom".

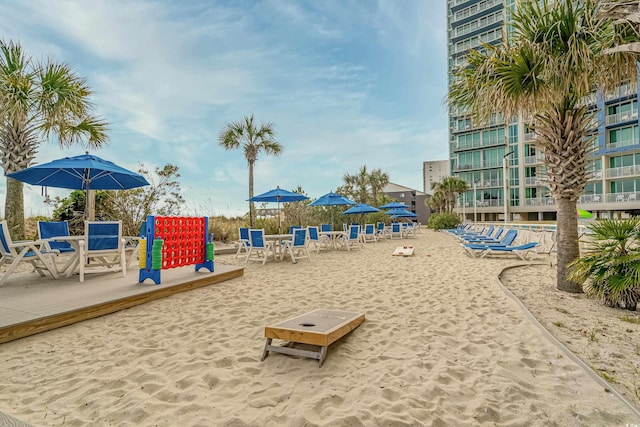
[
  {"left": 5, "top": 178, "right": 25, "bottom": 240},
  {"left": 248, "top": 161, "right": 255, "bottom": 228},
  {"left": 556, "top": 197, "right": 582, "bottom": 293}
]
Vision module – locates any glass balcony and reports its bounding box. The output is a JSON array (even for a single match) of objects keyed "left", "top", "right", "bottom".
[
  {"left": 605, "top": 109, "right": 638, "bottom": 126},
  {"left": 605, "top": 165, "right": 640, "bottom": 179},
  {"left": 524, "top": 154, "right": 544, "bottom": 165},
  {"left": 524, "top": 197, "right": 555, "bottom": 206},
  {"left": 608, "top": 193, "right": 639, "bottom": 203},
  {"left": 578, "top": 194, "right": 603, "bottom": 204},
  {"left": 607, "top": 137, "right": 639, "bottom": 149}
]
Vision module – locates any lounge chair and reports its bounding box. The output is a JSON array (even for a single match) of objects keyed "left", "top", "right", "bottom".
[
  {"left": 456, "top": 225, "right": 494, "bottom": 240},
  {"left": 307, "top": 226, "right": 329, "bottom": 253},
  {"left": 246, "top": 229, "right": 276, "bottom": 265},
  {"left": 402, "top": 223, "right": 417, "bottom": 239},
  {"left": 461, "top": 231, "right": 523, "bottom": 258},
  {"left": 320, "top": 223, "right": 332, "bottom": 232},
  {"left": 389, "top": 222, "right": 403, "bottom": 239},
  {"left": 79, "top": 221, "right": 126, "bottom": 282},
  {"left": 0, "top": 220, "right": 59, "bottom": 285},
  {"left": 236, "top": 227, "right": 250, "bottom": 258},
  {"left": 460, "top": 227, "right": 505, "bottom": 243},
  {"left": 38, "top": 220, "right": 76, "bottom": 274},
  {"left": 462, "top": 229, "right": 517, "bottom": 246},
  {"left": 480, "top": 242, "right": 539, "bottom": 260},
  {"left": 363, "top": 224, "right": 377, "bottom": 243},
  {"left": 340, "top": 224, "right": 363, "bottom": 251},
  {"left": 281, "top": 228, "right": 311, "bottom": 263},
  {"left": 376, "top": 222, "right": 388, "bottom": 239}
]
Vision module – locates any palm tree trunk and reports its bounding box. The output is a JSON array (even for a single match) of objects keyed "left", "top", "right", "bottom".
[
  {"left": 248, "top": 161, "right": 255, "bottom": 228},
  {"left": 556, "top": 197, "right": 582, "bottom": 293},
  {"left": 5, "top": 178, "right": 25, "bottom": 240}
]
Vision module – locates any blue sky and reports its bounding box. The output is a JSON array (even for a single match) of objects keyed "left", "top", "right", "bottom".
[{"left": 0, "top": 0, "right": 448, "bottom": 218}]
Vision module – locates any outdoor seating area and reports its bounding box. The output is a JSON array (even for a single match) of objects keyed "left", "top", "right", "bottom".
[
  {"left": 0, "top": 219, "right": 150, "bottom": 285},
  {"left": 238, "top": 220, "right": 422, "bottom": 265}
]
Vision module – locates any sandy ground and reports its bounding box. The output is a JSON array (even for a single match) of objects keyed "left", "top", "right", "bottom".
[{"left": 0, "top": 229, "right": 639, "bottom": 426}]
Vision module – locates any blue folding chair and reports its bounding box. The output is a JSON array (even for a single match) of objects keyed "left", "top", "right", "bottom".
[
  {"left": 281, "top": 228, "right": 311, "bottom": 263},
  {"left": 38, "top": 220, "right": 75, "bottom": 273}
]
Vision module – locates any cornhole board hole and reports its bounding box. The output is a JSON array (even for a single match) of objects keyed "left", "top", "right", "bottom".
[
  {"left": 261, "top": 309, "right": 365, "bottom": 367},
  {"left": 392, "top": 246, "right": 415, "bottom": 256}
]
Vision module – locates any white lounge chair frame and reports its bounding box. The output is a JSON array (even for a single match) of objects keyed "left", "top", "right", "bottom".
[{"left": 0, "top": 220, "right": 59, "bottom": 286}]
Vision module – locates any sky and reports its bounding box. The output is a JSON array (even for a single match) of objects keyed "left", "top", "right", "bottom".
[{"left": 0, "top": 0, "right": 449, "bottom": 218}]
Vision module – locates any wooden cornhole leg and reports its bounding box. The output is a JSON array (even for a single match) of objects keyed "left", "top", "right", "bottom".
[{"left": 261, "top": 338, "right": 327, "bottom": 366}]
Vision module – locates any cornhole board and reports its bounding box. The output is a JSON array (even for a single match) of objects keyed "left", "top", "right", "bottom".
[
  {"left": 261, "top": 309, "right": 365, "bottom": 367},
  {"left": 392, "top": 246, "right": 415, "bottom": 256}
]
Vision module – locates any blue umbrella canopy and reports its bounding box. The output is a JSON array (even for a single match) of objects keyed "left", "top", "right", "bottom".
[
  {"left": 309, "top": 192, "right": 356, "bottom": 206},
  {"left": 7, "top": 153, "right": 149, "bottom": 190},
  {"left": 343, "top": 203, "right": 380, "bottom": 215},
  {"left": 379, "top": 201, "right": 409, "bottom": 209},
  {"left": 248, "top": 186, "right": 309, "bottom": 203},
  {"left": 384, "top": 207, "right": 417, "bottom": 217}
]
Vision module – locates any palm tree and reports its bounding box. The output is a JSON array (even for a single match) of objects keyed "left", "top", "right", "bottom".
[
  {"left": 369, "top": 168, "right": 390, "bottom": 206},
  {"left": 431, "top": 177, "right": 467, "bottom": 213},
  {"left": 340, "top": 165, "right": 390, "bottom": 205},
  {"left": 0, "top": 40, "right": 109, "bottom": 239},
  {"left": 218, "top": 114, "right": 282, "bottom": 227},
  {"left": 448, "top": 0, "right": 638, "bottom": 293}
]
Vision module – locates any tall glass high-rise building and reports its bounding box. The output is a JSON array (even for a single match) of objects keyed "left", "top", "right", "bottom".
[{"left": 447, "top": 0, "right": 640, "bottom": 221}]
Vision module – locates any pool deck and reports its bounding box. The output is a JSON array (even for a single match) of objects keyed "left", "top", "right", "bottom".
[{"left": 0, "top": 261, "right": 243, "bottom": 344}]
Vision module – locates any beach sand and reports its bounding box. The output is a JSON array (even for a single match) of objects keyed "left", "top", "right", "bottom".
[{"left": 0, "top": 229, "right": 638, "bottom": 426}]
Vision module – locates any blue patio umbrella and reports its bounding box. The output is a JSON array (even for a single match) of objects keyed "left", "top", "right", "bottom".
[
  {"left": 7, "top": 153, "right": 150, "bottom": 219},
  {"left": 309, "top": 192, "right": 356, "bottom": 226},
  {"left": 379, "top": 201, "right": 409, "bottom": 209},
  {"left": 309, "top": 192, "right": 356, "bottom": 207},
  {"left": 384, "top": 207, "right": 417, "bottom": 218},
  {"left": 343, "top": 203, "right": 380, "bottom": 215},
  {"left": 248, "top": 186, "right": 309, "bottom": 233}
]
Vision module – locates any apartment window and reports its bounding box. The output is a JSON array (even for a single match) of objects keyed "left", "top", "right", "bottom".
[
  {"left": 481, "top": 128, "right": 505, "bottom": 145},
  {"left": 608, "top": 125, "right": 639, "bottom": 149}
]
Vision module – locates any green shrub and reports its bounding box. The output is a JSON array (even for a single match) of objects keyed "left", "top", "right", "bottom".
[
  {"left": 569, "top": 218, "right": 640, "bottom": 311},
  {"left": 428, "top": 213, "right": 461, "bottom": 231}
]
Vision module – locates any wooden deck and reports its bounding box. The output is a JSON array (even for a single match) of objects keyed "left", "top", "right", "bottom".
[{"left": 0, "top": 263, "right": 243, "bottom": 344}]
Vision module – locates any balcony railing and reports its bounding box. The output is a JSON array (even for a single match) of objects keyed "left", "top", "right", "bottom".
[
  {"left": 605, "top": 165, "right": 640, "bottom": 179},
  {"left": 475, "top": 199, "right": 504, "bottom": 208},
  {"left": 578, "top": 194, "right": 603, "bottom": 204},
  {"left": 605, "top": 84, "right": 635, "bottom": 101},
  {"left": 608, "top": 193, "right": 639, "bottom": 203},
  {"left": 524, "top": 176, "right": 541, "bottom": 185},
  {"left": 608, "top": 137, "right": 639, "bottom": 149},
  {"left": 524, "top": 197, "right": 556, "bottom": 206},
  {"left": 605, "top": 109, "right": 638, "bottom": 125},
  {"left": 524, "top": 154, "right": 544, "bottom": 165},
  {"left": 479, "top": 179, "right": 501, "bottom": 188},
  {"left": 524, "top": 132, "right": 536, "bottom": 142}
]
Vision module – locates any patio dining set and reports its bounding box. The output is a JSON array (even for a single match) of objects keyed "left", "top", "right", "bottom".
[
  {"left": 236, "top": 221, "right": 419, "bottom": 265},
  {"left": 0, "top": 219, "right": 137, "bottom": 286}
]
